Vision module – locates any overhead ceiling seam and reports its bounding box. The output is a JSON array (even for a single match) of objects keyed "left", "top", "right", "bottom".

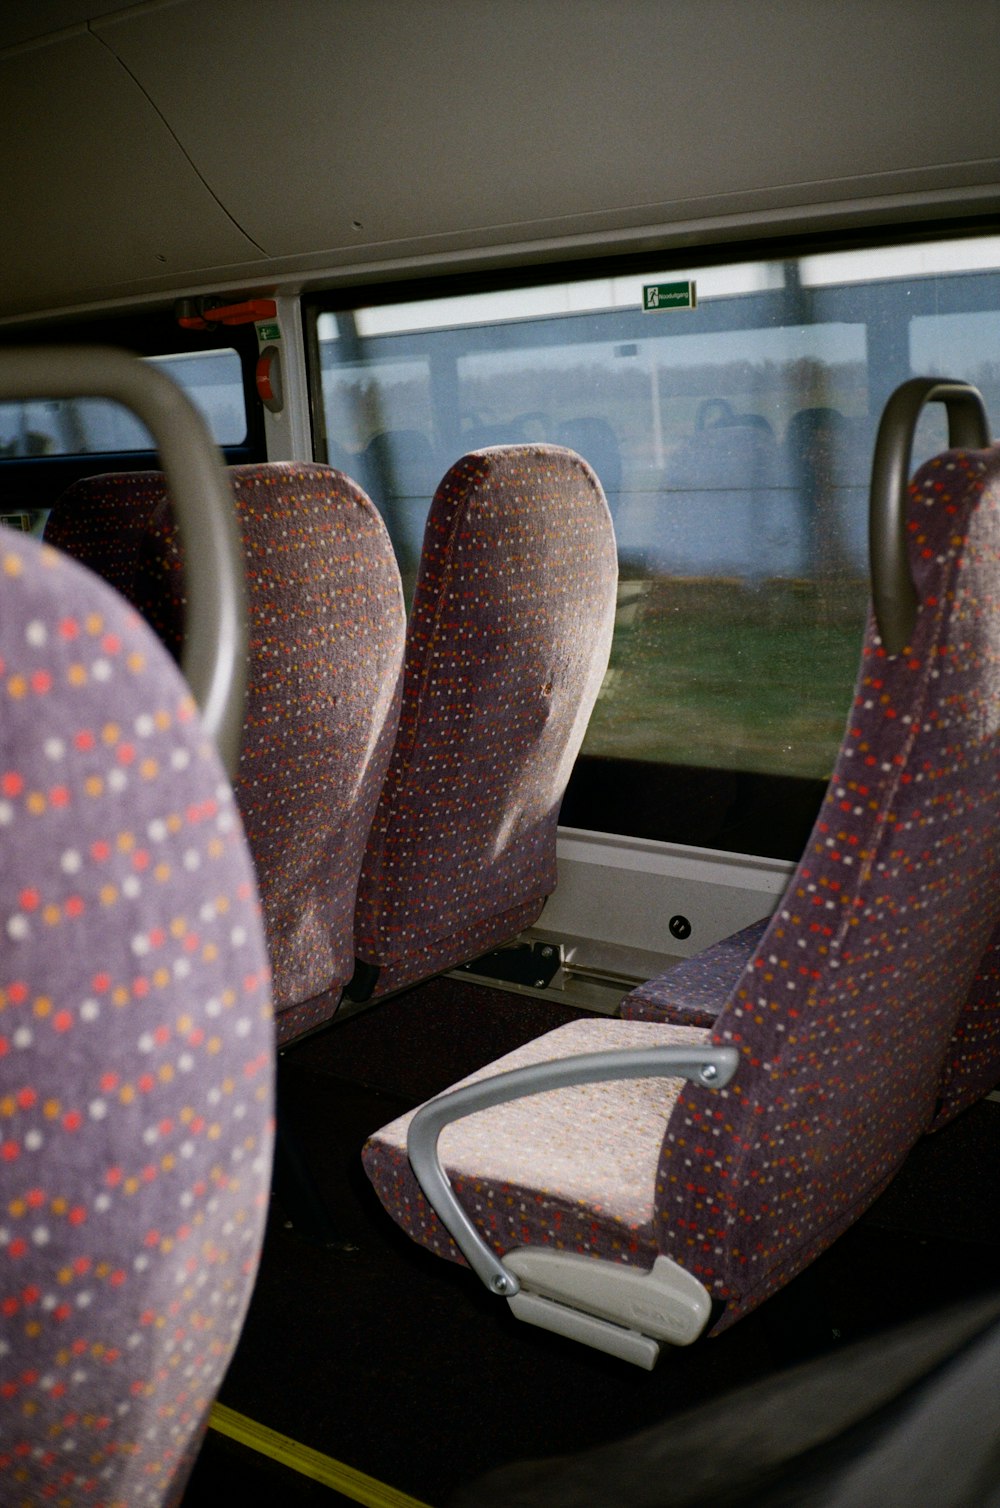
[{"left": 87, "top": 20, "right": 269, "bottom": 258}]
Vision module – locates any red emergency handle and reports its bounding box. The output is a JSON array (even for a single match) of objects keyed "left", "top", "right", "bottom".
[{"left": 177, "top": 298, "right": 277, "bottom": 330}]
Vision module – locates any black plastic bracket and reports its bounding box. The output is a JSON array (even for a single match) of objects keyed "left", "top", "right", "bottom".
[
  {"left": 344, "top": 958, "right": 380, "bottom": 1004},
  {"left": 457, "top": 940, "right": 563, "bottom": 990}
]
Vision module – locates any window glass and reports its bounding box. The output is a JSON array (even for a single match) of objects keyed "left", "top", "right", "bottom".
[
  {"left": 0, "top": 348, "right": 246, "bottom": 457},
  {"left": 313, "top": 239, "right": 1000, "bottom": 795}
]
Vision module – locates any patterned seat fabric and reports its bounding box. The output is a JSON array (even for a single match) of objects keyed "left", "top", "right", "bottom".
[
  {"left": 933, "top": 918, "right": 1000, "bottom": 1125},
  {"left": 352, "top": 444, "right": 618, "bottom": 1000},
  {"left": 0, "top": 534, "right": 274, "bottom": 1505},
  {"left": 624, "top": 451, "right": 1000, "bottom": 1131},
  {"left": 621, "top": 916, "right": 769, "bottom": 1026},
  {"left": 623, "top": 908, "right": 1000, "bottom": 1125},
  {"left": 365, "top": 444, "right": 1000, "bottom": 1335},
  {"left": 364, "top": 1018, "right": 711, "bottom": 1269},
  {"left": 136, "top": 462, "right": 406, "bottom": 1042},
  {"left": 45, "top": 471, "right": 167, "bottom": 606}
]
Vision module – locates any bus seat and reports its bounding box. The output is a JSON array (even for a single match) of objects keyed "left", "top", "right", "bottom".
[
  {"left": 137, "top": 462, "right": 406, "bottom": 1042},
  {"left": 349, "top": 444, "right": 617, "bottom": 1004},
  {"left": 932, "top": 919, "right": 1000, "bottom": 1127},
  {"left": 44, "top": 469, "right": 165, "bottom": 605},
  {"left": 0, "top": 531, "right": 273, "bottom": 1504},
  {"left": 623, "top": 442, "right": 1000, "bottom": 1126},
  {"left": 362, "top": 440, "right": 1000, "bottom": 1362}
]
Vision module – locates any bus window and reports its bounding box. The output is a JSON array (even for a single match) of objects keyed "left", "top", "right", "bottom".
[
  {"left": 0, "top": 347, "right": 247, "bottom": 457},
  {"left": 308, "top": 235, "right": 1000, "bottom": 855}
]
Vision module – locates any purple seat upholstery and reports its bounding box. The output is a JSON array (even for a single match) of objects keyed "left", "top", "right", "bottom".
[
  {"left": 0, "top": 532, "right": 273, "bottom": 1505},
  {"left": 45, "top": 471, "right": 166, "bottom": 606},
  {"left": 933, "top": 919, "right": 1000, "bottom": 1126},
  {"left": 624, "top": 450, "right": 1000, "bottom": 1130},
  {"left": 621, "top": 916, "right": 770, "bottom": 1027},
  {"left": 352, "top": 444, "right": 618, "bottom": 1001},
  {"left": 364, "top": 442, "right": 1000, "bottom": 1340},
  {"left": 365, "top": 1017, "right": 711, "bottom": 1270},
  {"left": 136, "top": 462, "right": 406, "bottom": 1042}
]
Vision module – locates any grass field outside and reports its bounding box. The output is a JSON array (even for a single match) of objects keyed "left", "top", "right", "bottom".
[{"left": 583, "top": 574, "right": 869, "bottom": 779}]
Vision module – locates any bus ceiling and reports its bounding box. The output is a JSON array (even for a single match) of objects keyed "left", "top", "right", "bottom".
[{"left": 1, "top": 0, "right": 1000, "bottom": 322}]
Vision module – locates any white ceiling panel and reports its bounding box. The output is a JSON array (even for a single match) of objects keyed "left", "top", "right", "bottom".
[
  {"left": 1, "top": 26, "right": 261, "bottom": 317},
  {"left": 96, "top": 0, "right": 1000, "bottom": 260},
  {"left": 2, "top": 0, "right": 1000, "bottom": 318}
]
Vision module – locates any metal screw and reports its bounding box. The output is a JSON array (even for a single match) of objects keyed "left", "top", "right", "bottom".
[
  {"left": 491, "top": 1274, "right": 511, "bottom": 1294},
  {"left": 533, "top": 978, "right": 546, "bottom": 988},
  {"left": 701, "top": 1063, "right": 719, "bottom": 1083},
  {"left": 540, "top": 946, "right": 554, "bottom": 958}
]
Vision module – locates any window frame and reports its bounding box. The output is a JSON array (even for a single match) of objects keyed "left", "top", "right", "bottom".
[
  {"left": 0, "top": 309, "right": 265, "bottom": 522},
  {"left": 302, "top": 217, "right": 1000, "bottom": 859}
]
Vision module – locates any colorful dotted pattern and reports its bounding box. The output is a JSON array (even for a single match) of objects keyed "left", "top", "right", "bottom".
[
  {"left": 45, "top": 473, "right": 166, "bottom": 609},
  {"left": 0, "top": 535, "right": 274, "bottom": 1506},
  {"left": 135, "top": 463, "right": 406, "bottom": 1042},
  {"left": 354, "top": 444, "right": 618, "bottom": 999},
  {"left": 621, "top": 918, "right": 770, "bottom": 1029},
  {"left": 624, "top": 450, "right": 1000, "bottom": 1142},
  {"left": 363, "top": 1018, "right": 710, "bottom": 1270},
  {"left": 366, "top": 446, "right": 1000, "bottom": 1340},
  {"left": 657, "top": 445, "right": 1000, "bottom": 1329},
  {"left": 935, "top": 919, "right": 1000, "bottom": 1125}
]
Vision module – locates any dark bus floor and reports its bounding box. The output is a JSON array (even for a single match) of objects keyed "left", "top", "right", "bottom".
[{"left": 180, "top": 975, "right": 1000, "bottom": 1508}]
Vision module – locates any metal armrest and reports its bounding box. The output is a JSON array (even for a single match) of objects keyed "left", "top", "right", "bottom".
[
  {"left": 406, "top": 1043, "right": 738, "bottom": 1299},
  {"left": 870, "top": 376, "right": 990, "bottom": 655}
]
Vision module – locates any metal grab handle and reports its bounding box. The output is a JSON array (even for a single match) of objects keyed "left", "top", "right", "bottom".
[
  {"left": 0, "top": 346, "right": 247, "bottom": 777},
  {"left": 870, "top": 376, "right": 990, "bottom": 656},
  {"left": 406, "top": 1044, "right": 739, "bottom": 1297}
]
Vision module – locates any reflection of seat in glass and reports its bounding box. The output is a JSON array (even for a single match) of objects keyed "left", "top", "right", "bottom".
[
  {"left": 784, "top": 406, "right": 872, "bottom": 574},
  {"left": 556, "top": 417, "right": 623, "bottom": 517},
  {"left": 659, "top": 408, "right": 784, "bottom": 576},
  {"left": 361, "top": 427, "right": 440, "bottom": 570}
]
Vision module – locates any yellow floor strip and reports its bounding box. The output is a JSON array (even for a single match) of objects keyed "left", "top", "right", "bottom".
[{"left": 208, "top": 1402, "right": 434, "bottom": 1508}]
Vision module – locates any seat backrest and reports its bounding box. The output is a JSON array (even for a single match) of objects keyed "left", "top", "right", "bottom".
[
  {"left": 44, "top": 470, "right": 166, "bottom": 604},
  {"left": 655, "top": 444, "right": 1000, "bottom": 1329},
  {"left": 137, "top": 461, "right": 406, "bottom": 1041},
  {"left": 353, "top": 443, "right": 618, "bottom": 997},
  {"left": 0, "top": 531, "right": 273, "bottom": 1505},
  {"left": 934, "top": 920, "right": 1000, "bottom": 1125}
]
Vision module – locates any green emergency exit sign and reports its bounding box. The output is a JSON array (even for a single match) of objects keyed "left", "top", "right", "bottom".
[{"left": 642, "top": 281, "right": 697, "bottom": 312}]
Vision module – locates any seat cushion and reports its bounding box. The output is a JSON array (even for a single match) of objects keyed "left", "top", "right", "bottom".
[{"left": 363, "top": 1017, "right": 710, "bottom": 1271}]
